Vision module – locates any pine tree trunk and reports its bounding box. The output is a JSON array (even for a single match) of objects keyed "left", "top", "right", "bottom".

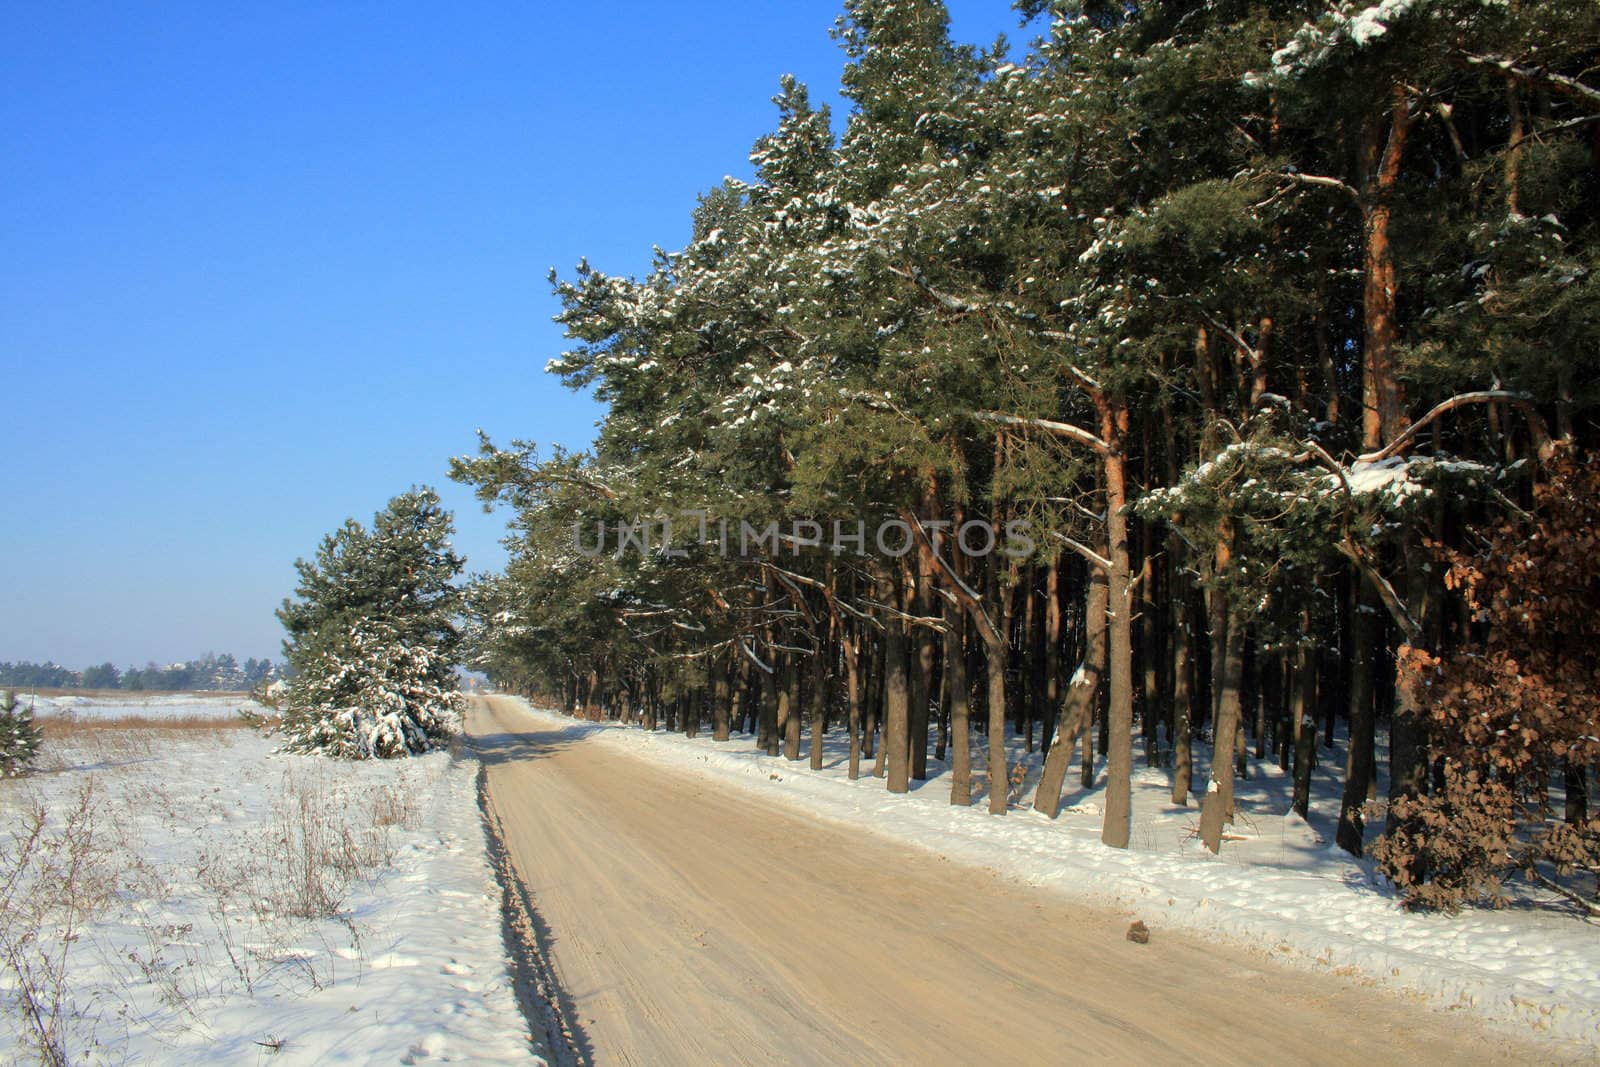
[
  {"left": 1338, "top": 586, "right": 1380, "bottom": 855},
  {"left": 1292, "top": 633, "right": 1318, "bottom": 820},
  {"left": 712, "top": 655, "right": 731, "bottom": 741},
  {"left": 884, "top": 576, "right": 911, "bottom": 793},
  {"left": 1255, "top": 648, "right": 1273, "bottom": 761},
  {"left": 1278, "top": 659, "right": 1292, "bottom": 772},
  {"left": 909, "top": 555, "right": 935, "bottom": 780},
  {"left": 1080, "top": 699, "right": 1096, "bottom": 789},
  {"left": 1041, "top": 560, "right": 1061, "bottom": 758},
  {"left": 737, "top": 659, "right": 755, "bottom": 735},
  {"left": 935, "top": 663, "right": 950, "bottom": 764},
  {"left": 871, "top": 635, "right": 887, "bottom": 777},
  {"left": 1024, "top": 575, "right": 1041, "bottom": 754},
  {"left": 1170, "top": 580, "right": 1195, "bottom": 806},
  {"left": 985, "top": 612, "right": 1009, "bottom": 815},
  {"left": 1323, "top": 643, "right": 1339, "bottom": 749},
  {"left": 1035, "top": 567, "right": 1108, "bottom": 818},
  {"left": 946, "top": 596, "right": 972, "bottom": 806},
  {"left": 1101, "top": 415, "right": 1136, "bottom": 849},
  {"left": 1386, "top": 550, "right": 1433, "bottom": 833},
  {"left": 782, "top": 659, "right": 801, "bottom": 761},
  {"left": 1566, "top": 761, "right": 1589, "bottom": 824},
  {"left": 1139, "top": 514, "right": 1161, "bottom": 767},
  {"left": 1275, "top": 660, "right": 1290, "bottom": 770},
  {"left": 809, "top": 639, "right": 827, "bottom": 771},
  {"left": 861, "top": 630, "right": 879, "bottom": 765},
  {"left": 1359, "top": 84, "right": 1412, "bottom": 453},
  {"left": 759, "top": 655, "right": 780, "bottom": 756},
  {"left": 1199, "top": 608, "right": 1246, "bottom": 854},
  {"left": 842, "top": 624, "right": 863, "bottom": 780}
]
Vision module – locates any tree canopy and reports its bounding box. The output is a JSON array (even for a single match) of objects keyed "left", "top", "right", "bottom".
[{"left": 455, "top": 0, "right": 1599, "bottom": 906}]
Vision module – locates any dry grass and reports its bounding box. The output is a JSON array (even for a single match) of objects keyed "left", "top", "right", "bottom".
[
  {"left": 37, "top": 714, "right": 254, "bottom": 737},
  {"left": 32, "top": 717, "right": 258, "bottom": 769},
  {"left": 0, "top": 784, "right": 120, "bottom": 1065},
  {"left": 13, "top": 688, "right": 250, "bottom": 699},
  {"left": 0, "top": 742, "right": 426, "bottom": 1057}
]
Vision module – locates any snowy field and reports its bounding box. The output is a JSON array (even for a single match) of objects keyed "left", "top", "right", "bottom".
[
  {"left": 508, "top": 698, "right": 1600, "bottom": 1053},
  {"left": 0, "top": 708, "right": 539, "bottom": 1064},
  {"left": 21, "top": 691, "right": 263, "bottom": 722}
]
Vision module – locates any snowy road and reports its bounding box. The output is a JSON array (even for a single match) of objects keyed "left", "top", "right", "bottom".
[{"left": 470, "top": 696, "right": 1559, "bottom": 1066}]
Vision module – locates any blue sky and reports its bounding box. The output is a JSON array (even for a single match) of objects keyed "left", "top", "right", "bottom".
[{"left": 1, "top": 2, "right": 1029, "bottom": 669}]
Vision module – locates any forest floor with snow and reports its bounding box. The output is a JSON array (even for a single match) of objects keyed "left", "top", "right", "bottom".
[
  {"left": 510, "top": 698, "right": 1600, "bottom": 1053},
  {"left": 0, "top": 700, "right": 539, "bottom": 1065}
]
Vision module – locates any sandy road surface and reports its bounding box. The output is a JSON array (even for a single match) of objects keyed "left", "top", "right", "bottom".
[{"left": 470, "top": 695, "right": 1567, "bottom": 1066}]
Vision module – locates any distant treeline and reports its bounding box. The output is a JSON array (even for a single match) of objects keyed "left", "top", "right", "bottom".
[{"left": 0, "top": 653, "right": 282, "bottom": 692}]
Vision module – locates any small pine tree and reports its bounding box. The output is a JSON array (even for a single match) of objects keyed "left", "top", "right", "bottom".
[
  {"left": 0, "top": 688, "right": 43, "bottom": 777},
  {"left": 277, "top": 487, "right": 466, "bottom": 759},
  {"left": 279, "top": 623, "right": 463, "bottom": 759}
]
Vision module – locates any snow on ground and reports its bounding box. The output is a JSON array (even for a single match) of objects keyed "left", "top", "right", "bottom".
[
  {"left": 0, "top": 709, "right": 539, "bottom": 1065},
  {"left": 21, "top": 692, "right": 264, "bottom": 722},
  {"left": 507, "top": 698, "right": 1600, "bottom": 1053}
]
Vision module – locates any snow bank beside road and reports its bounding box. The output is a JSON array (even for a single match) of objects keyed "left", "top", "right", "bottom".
[{"left": 509, "top": 700, "right": 1600, "bottom": 1052}]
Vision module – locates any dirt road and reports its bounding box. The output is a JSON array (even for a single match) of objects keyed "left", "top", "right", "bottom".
[{"left": 470, "top": 695, "right": 1563, "bottom": 1066}]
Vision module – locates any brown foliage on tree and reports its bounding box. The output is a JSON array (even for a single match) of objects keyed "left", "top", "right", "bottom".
[{"left": 1374, "top": 451, "right": 1600, "bottom": 912}]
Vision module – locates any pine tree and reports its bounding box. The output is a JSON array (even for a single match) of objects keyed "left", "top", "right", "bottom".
[
  {"left": 279, "top": 622, "right": 463, "bottom": 759},
  {"left": 277, "top": 487, "right": 465, "bottom": 759},
  {"left": 452, "top": 0, "right": 1600, "bottom": 896},
  {"left": 0, "top": 688, "right": 43, "bottom": 777}
]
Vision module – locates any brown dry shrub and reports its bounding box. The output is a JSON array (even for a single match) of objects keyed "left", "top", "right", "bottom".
[{"left": 1374, "top": 450, "right": 1600, "bottom": 912}]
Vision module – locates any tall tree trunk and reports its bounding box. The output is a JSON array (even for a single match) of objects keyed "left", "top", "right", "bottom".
[
  {"left": 1566, "top": 761, "right": 1589, "bottom": 824},
  {"left": 713, "top": 655, "right": 731, "bottom": 742},
  {"left": 1505, "top": 74, "right": 1525, "bottom": 217},
  {"left": 1360, "top": 84, "right": 1413, "bottom": 452},
  {"left": 759, "top": 654, "right": 780, "bottom": 756},
  {"left": 1024, "top": 574, "right": 1041, "bottom": 754},
  {"left": 740, "top": 659, "right": 758, "bottom": 735},
  {"left": 1042, "top": 559, "right": 1062, "bottom": 758},
  {"left": 1101, "top": 403, "right": 1136, "bottom": 849},
  {"left": 1386, "top": 553, "right": 1432, "bottom": 834},
  {"left": 781, "top": 657, "right": 801, "bottom": 761},
  {"left": 1139, "top": 500, "right": 1161, "bottom": 767},
  {"left": 808, "top": 643, "right": 827, "bottom": 771},
  {"left": 1338, "top": 585, "right": 1381, "bottom": 855},
  {"left": 1170, "top": 580, "right": 1195, "bottom": 806},
  {"left": 842, "top": 624, "right": 863, "bottom": 781},
  {"left": 1278, "top": 659, "right": 1292, "bottom": 771},
  {"left": 935, "top": 664, "right": 950, "bottom": 763},
  {"left": 869, "top": 632, "right": 886, "bottom": 776},
  {"left": 1255, "top": 647, "right": 1274, "bottom": 761},
  {"left": 584, "top": 669, "right": 600, "bottom": 720},
  {"left": 984, "top": 590, "right": 1011, "bottom": 815},
  {"left": 1199, "top": 606, "right": 1247, "bottom": 854},
  {"left": 946, "top": 595, "right": 972, "bottom": 806},
  {"left": 884, "top": 566, "right": 911, "bottom": 793},
  {"left": 1034, "top": 567, "right": 1109, "bottom": 818},
  {"left": 1291, "top": 627, "right": 1318, "bottom": 820},
  {"left": 1081, "top": 698, "right": 1096, "bottom": 789},
  {"left": 909, "top": 554, "right": 935, "bottom": 780},
  {"left": 1163, "top": 371, "right": 1194, "bottom": 806}
]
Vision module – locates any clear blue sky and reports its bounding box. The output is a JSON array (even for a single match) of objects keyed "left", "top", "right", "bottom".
[{"left": 1, "top": 2, "right": 1028, "bottom": 670}]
